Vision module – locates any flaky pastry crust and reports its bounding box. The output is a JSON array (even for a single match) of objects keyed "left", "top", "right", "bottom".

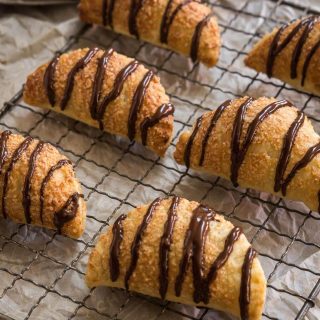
[
  {"left": 23, "top": 48, "right": 174, "bottom": 156},
  {"left": 174, "top": 96, "right": 320, "bottom": 213},
  {"left": 0, "top": 131, "right": 86, "bottom": 238},
  {"left": 245, "top": 16, "right": 320, "bottom": 96},
  {"left": 78, "top": 0, "right": 221, "bottom": 67},
  {"left": 86, "top": 196, "right": 266, "bottom": 320}
]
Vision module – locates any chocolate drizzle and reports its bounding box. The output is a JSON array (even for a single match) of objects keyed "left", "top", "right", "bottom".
[
  {"left": 129, "top": 0, "right": 144, "bottom": 38},
  {"left": 89, "top": 48, "right": 114, "bottom": 121},
  {"left": 60, "top": 48, "right": 99, "bottom": 111},
  {"left": 2, "top": 137, "right": 33, "bottom": 219},
  {"left": 302, "top": 38, "right": 320, "bottom": 86},
  {"left": 175, "top": 204, "right": 215, "bottom": 302},
  {"left": 274, "top": 111, "right": 305, "bottom": 193},
  {"left": 125, "top": 197, "right": 161, "bottom": 290},
  {"left": 96, "top": 60, "right": 140, "bottom": 130},
  {"left": 282, "top": 142, "right": 320, "bottom": 196},
  {"left": 140, "top": 103, "right": 175, "bottom": 145},
  {"left": 0, "top": 131, "right": 12, "bottom": 175},
  {"left": 53, "top": 192, "right": 83, "bottom": 234},
  {"left": 161, "top": 0, "right": 191, "bottom": 44},
  {"left": 199, "top": 100, "right": 232, "bottom": 166},
  {"left": 239, "top": 247, "right": 256, "bottom": 320},
  {"left": 160, "top": 0, "right": 174, "bottom": 43},
  {"left": 267, "top": 16, "right": 320, "bottom": 86},
  {"left": 102, "top": 0, "right": 108, "bottom": 26},
  {"left": 202, "top": 226, "right": 242, "bottom": 304},
  {"left": 39, "top": 159, "right": 72, "bottom": 224},
  {"left": 44, "top": 54, "right": 60, "bottom": 107},
  {"left": 232, "top": 99, "right": 293, "bottom": 186},
  {"left": 190, "top": 13, "right": 214, "bottom": 63},
  {"left": 128, "top": 70, "right": 154, "bottom": 141},
  {"left": 102, "top": 0, "right": 116, "bottom": 28},
  {"left": 230, "top": 97, "right": 254, "bottom": 186},
  {"left": 184, "top": 116, "right": 203, "bottom": 168},
  {"left": 159, "top": 196, "right": 180, "bottom": 299},
  {"left": 23, "top": 141, "right": 45, "bottom": 224},
  {"left": 110, "top": 214, "right": 127, "bottom": 282},
  {"left": 108, "top": 196, "right": 256, "bottom": 309}
]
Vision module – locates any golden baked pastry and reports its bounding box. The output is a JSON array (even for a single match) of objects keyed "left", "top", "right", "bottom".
[
  {"left": 174, "top": 96, "right": 320, "bottom": 212},
  {"left": 78, "top": 0, "right": 221, "bottom": 67},
  {"left": 0, "top": 130, "right": 86, "bottom": 238},
  {"left": 23, "top": 48, "right": 174, "bottom": 156},
  {"left": 86, "top": 196, "right": 266, "bottom": 320},
  {"left": 245, "top": 16, "right": 320, "bottom": 95}
]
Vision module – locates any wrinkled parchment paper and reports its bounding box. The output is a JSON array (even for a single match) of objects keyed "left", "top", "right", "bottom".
[{"left": 0, "top": 1, "right": 320, "bottom": 319}]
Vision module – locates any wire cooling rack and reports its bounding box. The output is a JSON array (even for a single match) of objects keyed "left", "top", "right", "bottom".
[{"left": 1, "top": 0, "right": 320, "bottom": 319}]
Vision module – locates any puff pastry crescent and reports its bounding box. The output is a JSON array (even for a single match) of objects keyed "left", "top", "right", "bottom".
[
  {"left": 174, "top": 96, "right": 320, "bottom": 212},
  {"left": 245, "top": 16, "right": 320, "bottom": 95},
  {"left": 78, "top": 0, "right": 221, "bottom": 67},
  {"left": 86, "top": 196, "right": 266, "bottom": 320},
  {"left": 23, "top": 48, "right": 174, "bottom": 156},
  {"left": 0, "top": 131, "right": 86, "bottom": 238}
]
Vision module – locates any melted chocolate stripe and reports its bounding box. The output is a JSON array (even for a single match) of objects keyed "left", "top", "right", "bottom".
[
  {"left": 202, "top": 226, "right": 242, "bottom": 304},
  {"left": 54, "top": 192, "right": 83, "bottom": 234},
  {"left": 2, "top": 137, "right": 33, "bottom": 219},
  {"left": 102, "top": 0, "right": 108, "bottom": 26},
  {"left": 230, "top": 97, "right": 254, "bottom": 186},
  {"left": 97, "top": 60, "right": 139, "bottom": 130},
  {"left": 140, "top": 103, "right": 175, "bottom": 146},
  {"left": 232, "top": 99, "right": 293, "bottom": 187},
  {"left": 22, "top": 141, "right": 45, "bottom": 224},
  {"left": 184, "top": 116, "right": 203, "bottom": 168},
  {"left": 159, "top": 196, "right": 180, "bottom": 299},
  {"left": 44, "top": 55, "right": 60, "bottom": 107},
  {"left": 39, "top": 159, "right": 72, "bottom": 224},
  {"left": 239, "top": 247, "right": 256, "bottom": 320},
  {"left": 302, "top": 39, "right": 320, "bottom": 86},
  {"left": 160, "top": 0, "right": 174, "bottom": 43},
  {"left": 60, "top": 48, "right": 99, "bottom": 111},
  {"left": 175, "top": 205, "right": 215, "bottom": 302},
  {"left": 162, "top": 0, "right": 191, "bottom": 44},
  {"left": 199, "top": 100, "right": 232, "bottom": 166},
  {"left": 274, "top": 111, "right": 305, "bottom": 193},
  {"left": 190, "top": 13, "right": 214, "bottom": 63},
  {"left": 233, "top": 100, "right": 293, "bottom": 187},
  {"left": 0, "top": 131, "right": 12, "bottom": 175},
  {"left": 108, "top": 0, "right": 116, "bottom": 29},
  {"left": 291, "top": 17, "right": 317, "bottom": 79},
  {"left": 282, "top": 142, "right": 320, "bottom": 196},
  {"left": 129, "top": 0, "right": 144, "bottom": 38},
  {"left": 110, "top": 214, "right": 127, "bottom": 281},
  {"left": 90, "top": 48, "right": 114, "bottom": 120},
  {"left": 128, "top": 70, "right": 154, "bottom": 141},
  {"left": 124, "top": 197, "right": 162, "bottom": 290}
]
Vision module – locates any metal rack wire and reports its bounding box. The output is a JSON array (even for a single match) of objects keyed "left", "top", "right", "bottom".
[{"left": 0, "top": 0, "right": 320, "bottom": 319}]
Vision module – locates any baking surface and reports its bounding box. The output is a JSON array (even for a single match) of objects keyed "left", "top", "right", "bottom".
[{"left": 0, "top": 0, "right": 320, "bottom": 319}]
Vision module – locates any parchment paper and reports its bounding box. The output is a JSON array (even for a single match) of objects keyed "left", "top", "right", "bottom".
[{"left": 0, "top": 1, "right": 319, "bottom": 319}]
